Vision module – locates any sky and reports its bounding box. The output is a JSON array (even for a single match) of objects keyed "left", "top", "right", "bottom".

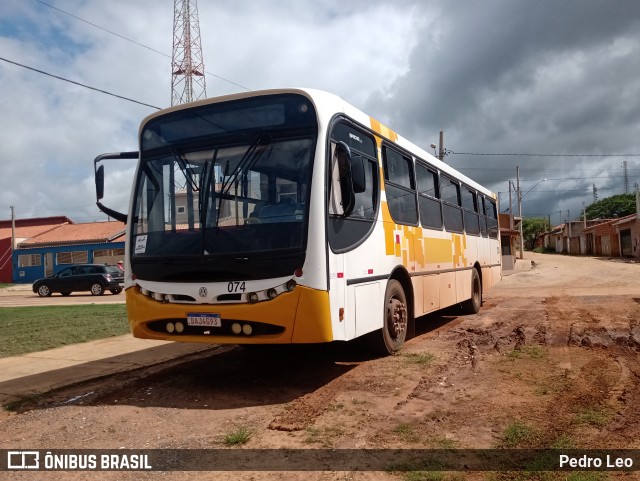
[{"left": 1, "top": 0, "right": 639, "bottom": 226}]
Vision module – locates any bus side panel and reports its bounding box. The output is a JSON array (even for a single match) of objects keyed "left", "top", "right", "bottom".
[
  {"left": 439, "top": 272, "right": 457, "bottom": 308},
  {"left": 327, "top": 250, "right": 347, "bottom": 341},
  {"left": 353, "top": 282, "right": 384, "bottom": 338},
  {"left": 422, "top": 274, "right": 440, "bottom": 314}
]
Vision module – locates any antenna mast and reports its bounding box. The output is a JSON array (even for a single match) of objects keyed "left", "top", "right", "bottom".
[{"left": 171, "top": 0, "right": 206, "bottom": 105}]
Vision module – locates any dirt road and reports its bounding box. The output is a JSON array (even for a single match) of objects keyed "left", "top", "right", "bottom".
[{"left": 1, "top": 253, "right": 639, "bottom": 480}]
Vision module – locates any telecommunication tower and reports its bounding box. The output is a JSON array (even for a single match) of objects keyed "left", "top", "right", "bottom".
[{"left": 171, "top": 0, "right": 206, "bottom": 106}]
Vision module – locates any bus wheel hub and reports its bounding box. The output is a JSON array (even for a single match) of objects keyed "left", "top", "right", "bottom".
[{"left": 387, "top": 299, "right": 407, "bottom": 338}]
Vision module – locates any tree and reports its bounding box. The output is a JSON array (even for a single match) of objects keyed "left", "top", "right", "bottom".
[
  {"left": 522, "top": 217, "right": 548, "bottom": 250},
  {"left": 583, "top": 193, "right": 636, "bottom": 220}
]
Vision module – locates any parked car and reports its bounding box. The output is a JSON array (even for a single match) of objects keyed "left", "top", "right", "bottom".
[{"left": 32, "top": 264, "right": 124, "bottom": 297}]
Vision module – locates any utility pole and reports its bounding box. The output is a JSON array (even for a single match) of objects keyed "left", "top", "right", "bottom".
[
  {"left": 517, "top": 166, "right": 523, "bottom": 259},
  {"left": 592, "top": 183, "right": 598, "bottom": 203},
  {"left": 623, "top": 159, "right": 629, "bottom": 194},
  {"left": 10, "top": 206, "right": 15, "bottom": 251},
  {"left": 508, "top": 181, "right": 514, "bottom": 230},
  {"left": 438, "top": 130, "right": 445, "bottom": 161}
]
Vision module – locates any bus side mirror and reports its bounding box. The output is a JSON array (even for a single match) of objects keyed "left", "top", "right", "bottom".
[
  {"left": 93, "top": 151, "right": 138, "bottom": 224},
  {"left": 95, "top": 165, "right": 105, "bottom": 201},
  {"left": 350, "top": 155, "right": 366, "bottom": 194},
  {"left": 335, "top": 142, "right": 355, "bottom": 217}
]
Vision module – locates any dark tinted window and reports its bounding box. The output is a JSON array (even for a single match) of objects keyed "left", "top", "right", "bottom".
[
  {"left": 441, "top": 176, "right": 460, "bottom": 206},
  {"left": 416, "top": 163, "right": 443, "bottom": 229},
  {"left": 384, "top": 148, "right": 414, "bottom": 189},
  {"left": 461, "top": 186, "right": 480, "bottom": 235},
  {"left": 461, "top": 187, "right": 477, "bottom": 212},
  {"left": 487, "top": 198, "right": 499, "bottom": 239},
  {"left": 383, "top": 147, "right": 418, "bottom": 225},
  {"left": 441, "top": 175, "right": 463, "bottom": 233},
  {"left": 416, "top": 163, "right": 439, "bottom": 198}
]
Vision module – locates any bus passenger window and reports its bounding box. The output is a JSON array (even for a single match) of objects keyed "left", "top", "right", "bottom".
[
  {"left": 383, "top": 147, "right": 418, "bottom": 225},
  {"left": 416, "top": 163, "right": 443, "bottom": 229}
]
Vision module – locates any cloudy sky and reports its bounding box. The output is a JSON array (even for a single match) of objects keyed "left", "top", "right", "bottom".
[{"left": 1, "top": 0, "right": 639, "bottom": 226}]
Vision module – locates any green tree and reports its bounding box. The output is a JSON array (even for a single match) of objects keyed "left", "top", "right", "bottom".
[
  {"left": 522, "top": 217, "right": 548, "bottom": 250},
  {"left": 583, "top": 193, "right": 636, "bottom": 220}
]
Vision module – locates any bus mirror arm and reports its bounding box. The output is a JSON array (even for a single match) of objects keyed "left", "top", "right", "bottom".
[
  {"left": 93, "top": 151, "right": 138, "bottom": 224},
  {"left": 96, "top": 201, "right": 128, "bottom": 224}
]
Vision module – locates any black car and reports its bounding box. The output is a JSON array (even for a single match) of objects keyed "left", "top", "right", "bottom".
[{"left": 32, "top": 264, "right": 124, "bottom": 297}]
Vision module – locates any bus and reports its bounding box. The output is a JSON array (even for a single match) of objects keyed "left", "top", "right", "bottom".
[{"left": 94, "top": 88, "right": 501, "bottom": 355}]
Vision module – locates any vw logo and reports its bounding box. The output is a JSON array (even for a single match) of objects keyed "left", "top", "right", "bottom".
[{"left": 198, "top": 287, "right": 208, "bottom": 298}]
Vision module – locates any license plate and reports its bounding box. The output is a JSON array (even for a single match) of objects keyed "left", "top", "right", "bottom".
[{"left": 187, "top": 313, "right": 221, "bottom": 327}]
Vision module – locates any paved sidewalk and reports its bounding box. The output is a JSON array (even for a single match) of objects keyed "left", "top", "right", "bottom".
[{"left": 0, "top": 335, "right": 216, "bottom": 405}]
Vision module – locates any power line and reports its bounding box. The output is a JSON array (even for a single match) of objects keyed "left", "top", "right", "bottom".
[
  {"left": 449, "top": 151, "right": 640, "bottom": 157},
  {"left": 33, "top": 0, "right": 251, "bottom": 92},
  {"left": 0, "top": 56, "right": 162, "bottom": 110}
]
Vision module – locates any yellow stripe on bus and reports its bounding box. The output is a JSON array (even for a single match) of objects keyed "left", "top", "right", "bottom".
[{"left": 370, "top": 117, "right": 398, "bottom": 142}]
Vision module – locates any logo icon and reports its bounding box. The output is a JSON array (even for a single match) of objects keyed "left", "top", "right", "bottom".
[
  {"left": 198, "top": 287, "right": 207, "bottom": 298},
  {"left": 7, "top": 451, "right": 39, "bottom": 470}
]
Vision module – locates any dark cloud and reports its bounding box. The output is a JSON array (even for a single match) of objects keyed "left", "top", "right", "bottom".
[{"left": 364, "top": 0, "right": 640, "bottom": 221}]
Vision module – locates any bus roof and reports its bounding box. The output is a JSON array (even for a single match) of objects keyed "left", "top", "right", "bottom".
[{"left": 140, "top": 88, "right": 496, "bottom": 200}]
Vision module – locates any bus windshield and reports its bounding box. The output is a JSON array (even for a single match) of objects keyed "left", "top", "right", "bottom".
[{"left": 130, "top": 94, "right": 317, "bottom": 281}]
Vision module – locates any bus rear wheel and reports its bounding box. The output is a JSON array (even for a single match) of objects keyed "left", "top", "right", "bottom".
[
  {"left": 368, "top": 279, "right": 408, "bottom": 355},
  {"left": 461, "top": 268, "right": 482, "bottom": 314}
]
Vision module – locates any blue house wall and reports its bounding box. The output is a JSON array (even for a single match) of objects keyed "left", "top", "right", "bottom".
[{"left": 12, "top": 242, "right": 125, "bottom": 284}]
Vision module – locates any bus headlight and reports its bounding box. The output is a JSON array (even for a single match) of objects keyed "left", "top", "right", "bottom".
[
  {"left": 267, "top": 288, "right": 278, "bottom": 300},
  {"left": 242, "top": 324, "right": 253, "bottom": 335},
  {"left": 285, "top": 279, "right": 297, "bottom": 292},
  {"left": 248, "top": 292, "right": 259, "bottom": 303},
  {"left": 231, "top": 323, "right": 242, "bottom": 335},
  {"left": 166, "top": 322, "right": 175, "bottom": 333},
  {"left": 175, "top": 322, "right": 185, "bottom": 334}
]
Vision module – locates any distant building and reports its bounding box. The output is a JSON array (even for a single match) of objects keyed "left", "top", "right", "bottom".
[
  {"left": 11, "top": 220, "right": 125, "bottom": 283},
  {"left": 0, "top": 216, "right": 72, "bottom": 283}
]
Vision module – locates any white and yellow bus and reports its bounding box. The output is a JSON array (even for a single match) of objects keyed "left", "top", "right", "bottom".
[{"left": 95, "top": 88, "right": 501, "bottom": 354}]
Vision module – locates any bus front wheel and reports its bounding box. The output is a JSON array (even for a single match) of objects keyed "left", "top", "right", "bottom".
[{"left": 368, "top": 279, "right": 408, "bottom": 355}]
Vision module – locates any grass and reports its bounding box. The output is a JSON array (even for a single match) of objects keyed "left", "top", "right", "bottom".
[
  {"left": 506, "top": 346, "right": 547, "bottom": 360},
  {"left": 304, "top": 426, "right": 345, "bottom": 447},
  {"left": 393, "top": 422, "right": 422, "bottom": 443},
  {"left": 402, "top": 352, "right": 436, "bottom": 365},
  {"left": 573, "top": 406, "right": 614, "bottom": 427},
  {"left": 501, "top": 421, "right": 540, "bottom": 448},
  {"left": 222, "top": 426, "right": 252, "bottom": 446},
  {"left": 0, "top": 304, "right": 129, "bottom": 357}
]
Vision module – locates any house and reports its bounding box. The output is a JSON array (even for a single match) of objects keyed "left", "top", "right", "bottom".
[
  {"left": 13, "top": 221, "right": 126, "bottom": 283},
  {"left": 612, "top": 213, "right": 640, "bottom": 258},
  {"left": 583, "top": 219, "right": 621, "bottom": 257},
  {"left": 498, "top": 213, "right": 520, "bottom": 271},
  {"left": 559, "top": 220, "right": 607, "bottom": 255},
  {"left": 0, "top": 216, "right": 72, "bottom": 283},
  {"left": 545, "top": 224, "right": 564, "bottom": 253}
]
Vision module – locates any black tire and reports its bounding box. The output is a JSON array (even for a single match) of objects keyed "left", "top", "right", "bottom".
[
  {"left": 368, "top": 279, "right": 409, "bottom": 355},
  {"left": 110, "top": 288, "right": 122, "bottom": 295},
  {"left": 461, "top": 268, "right": 482, "bottom": 314},
  {"left": 37, "top": 284, "right": 52, "bottom": 297},
  {"left": 90, "top": 283, "right": 104, "bottom": 296}
]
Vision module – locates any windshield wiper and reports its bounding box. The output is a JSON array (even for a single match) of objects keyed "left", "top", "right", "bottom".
[
  {"left": 171, "top": 147, "right": 199, "bottom": 192},
  {"left": 199, "top": 149, "right": 219, "bottom": 228},
  {"left": 215, "top": 131, "right": 273, "bottom": 228}
]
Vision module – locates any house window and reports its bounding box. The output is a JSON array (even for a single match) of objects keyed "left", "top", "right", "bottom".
[
  {"left": 56, "top": 251, "right": 89, "bottom": 265},
  {"left": 93, "top": 248, "right": 125, "bottom": 258},
  {"left": 18, "top": 254, "right": 41, "bottom": 267}
]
